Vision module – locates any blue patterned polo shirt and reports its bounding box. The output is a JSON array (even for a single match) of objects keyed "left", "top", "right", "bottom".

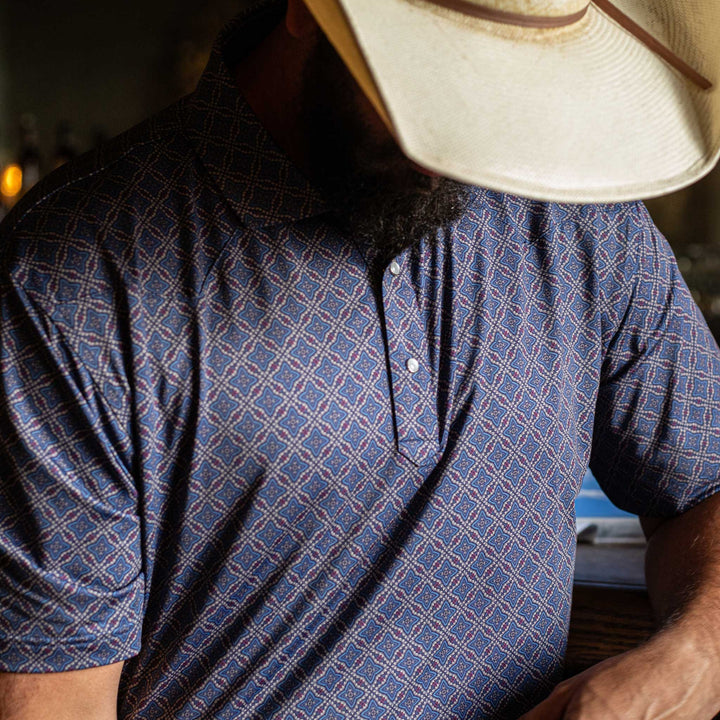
[{"left": 1, "top": 9, "right": 720, "bottom": 720}]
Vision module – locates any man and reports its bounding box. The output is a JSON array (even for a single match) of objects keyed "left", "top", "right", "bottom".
[{"left": 1, "top": 0, "right": 719, "bottom": 718}]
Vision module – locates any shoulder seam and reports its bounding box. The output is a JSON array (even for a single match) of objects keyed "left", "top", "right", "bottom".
[
  {"left": 4, "top": 143, "right": 143, "bottom": 236},
  {"left": 0, "top": 101, "right": 187, "bottom": 237}
]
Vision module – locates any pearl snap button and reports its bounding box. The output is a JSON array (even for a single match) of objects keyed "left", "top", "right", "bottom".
[
  {"left": 389, "top": 261, "right": 401, "bottom": 276},
  {"left": 406, "top": 358, "right": 419, "bottom": 374}
]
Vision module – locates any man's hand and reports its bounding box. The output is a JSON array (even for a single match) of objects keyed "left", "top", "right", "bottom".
[
  {"left": 0, "top": 661, "right": 123, "bottom": 720},
  {"left": 519, "top": 625, "right": 720, "bottom": 719},
  {"left": 522, "top": 490, "right": 720, "bottom": 719}
]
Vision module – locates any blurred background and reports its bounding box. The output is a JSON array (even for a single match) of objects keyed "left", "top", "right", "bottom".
[
  {"left": 0, "top": 1, "right": 718, "bottom": 430},
  {"left": 0, "top": 0, "right": 235, "bottom": 212}
]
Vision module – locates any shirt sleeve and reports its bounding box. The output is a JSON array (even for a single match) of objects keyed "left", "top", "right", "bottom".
[
  {"left": 0, "top": 273, "right": 144, "bottom": 672},
  {"left": 590, "top": 203, "right": 720, "bottom": 517}
]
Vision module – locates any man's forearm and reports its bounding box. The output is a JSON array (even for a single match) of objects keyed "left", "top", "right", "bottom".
[
  {"left": 642, "top": 491, "right": 720, "bottom": 634},
  {"left": 0, "top": 662, "right": 123, "bottom": 720},
  {"left": 641, "top": 490, "right": 720, "bottom": 715},
  {"left": 520, "top": 491, "right": 720, "bottom": 719}
]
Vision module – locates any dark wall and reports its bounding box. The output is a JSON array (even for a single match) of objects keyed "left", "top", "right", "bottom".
[
  {"left": 0, "top": 15, "right": 9, "bottom": 162},
  {"left": 0, "top": 0, "right": 237, "bottom": 161},
  {"left": 645, "top": 169, "right": 720, "bottom": 341}
]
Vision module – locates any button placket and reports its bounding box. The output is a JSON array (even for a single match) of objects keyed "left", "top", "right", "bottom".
[{"left": 381, "top": 257, "right": 439, "bottom": 466}]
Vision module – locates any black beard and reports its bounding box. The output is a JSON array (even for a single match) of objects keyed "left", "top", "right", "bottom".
[{"left": 300, "top": 32, "right": 469, "bottom": 268}]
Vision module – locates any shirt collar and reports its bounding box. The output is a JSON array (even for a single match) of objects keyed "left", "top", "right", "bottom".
[{"left": 181, "top": 10, "right": 327, "bottom": 230}]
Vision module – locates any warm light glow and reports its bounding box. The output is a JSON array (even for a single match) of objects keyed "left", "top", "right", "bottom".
[{"left": 1, "top": 164, "right": 23, "bottom": 199}]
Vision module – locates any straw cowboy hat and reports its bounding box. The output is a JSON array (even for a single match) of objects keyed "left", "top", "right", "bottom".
[{"left": 303, "top": 0, "right": 720, "bottom": 203}]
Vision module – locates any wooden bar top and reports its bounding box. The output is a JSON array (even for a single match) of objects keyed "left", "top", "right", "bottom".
[
  {"left": 567, "top": 543, "right": 720, "bottom": 718},
  {"left": 567, "top": 543, "right": 654, "bottom": 676}
]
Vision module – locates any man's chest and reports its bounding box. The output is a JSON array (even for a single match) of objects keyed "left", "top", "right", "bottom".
[{"left": 146, "top": 228, "right": 605, "bottom": 491}]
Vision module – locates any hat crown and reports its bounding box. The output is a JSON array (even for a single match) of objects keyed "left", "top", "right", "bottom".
[{"left": 457, "top": 0, "right": 588, "bottom": 16}]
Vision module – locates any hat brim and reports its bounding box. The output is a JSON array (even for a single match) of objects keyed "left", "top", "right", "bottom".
[{"left": 305, "top": 0, "right": 720, "bottom": 203}]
